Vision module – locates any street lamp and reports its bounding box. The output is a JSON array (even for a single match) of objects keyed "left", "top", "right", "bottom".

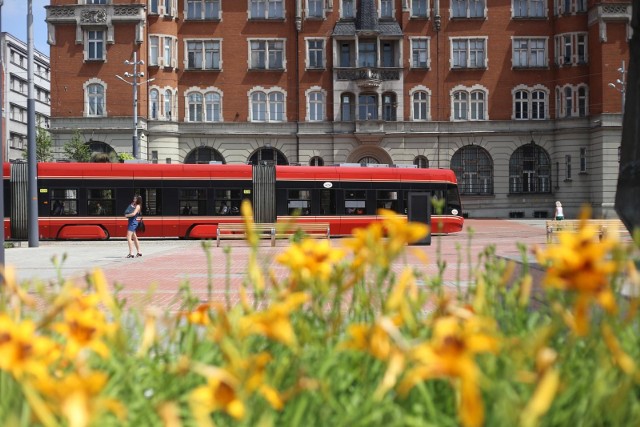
[
  {"left": 608, "top": 60, "right": 626, "bottom": 113},
  {"left": 116, "top": 52, "right": 153, "bottom": 159}
]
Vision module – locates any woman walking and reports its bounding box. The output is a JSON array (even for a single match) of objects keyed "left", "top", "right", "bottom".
[{"left": 125, "top": 195, "right": 143, "bottom": 258}]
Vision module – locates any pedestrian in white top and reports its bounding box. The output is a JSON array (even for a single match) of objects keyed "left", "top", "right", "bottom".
[{"left": 555, "top": 201, "right": 564, "bottom": 220}]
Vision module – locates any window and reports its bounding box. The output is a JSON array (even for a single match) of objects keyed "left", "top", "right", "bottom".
[
  {"left": 376, "top": 190, "right": 398, "bottom": 212},
  {"left": 411, "top": 0, "right": 428, "bottom": 17},
  {"left": 250, "top": 0, "right": 284, "bottom": 19},
  {"left": 452, "top": 0, "right": 485, "bottom": 18},
  {"left": 250, "top": 89, "right": 286, "bottom": 122},
  {"left": 150, "top": 89, "right": 159, "bottom": 119},
  {"left": 86, "top": 82, "right": 105, "bottom": 117},
  {"left": 565, "top": 155, "right": 572, "bottom": 180},
  {"left": 414, "top": 155, "right": 429, "bottom": 168},
  {"left": 250, "top": 40, "right": 285, "bottom": 70},
  {"left": 339, "top": 42, "right": 354, "bottom": 67},
  {"left": 135, "top": 188, "right": 162, "bottom": 216},
  {"left": 187, "top": 90, "right": 222, "bottom": 122},
  {"left": 164, "top": 89, "right": 174, "bottom": 120},
  {"left": 359, "top": 94, "right": 378, "bottom": 120},
  {"left": 187, "top": 40, "right": 221, "bottom": 70},
  {"left": 163, "top": 0, "right": 175, "bottom": 16},
  {"left": 86, "top": 0, "right": 107, "bottom": 4},
  {"left": 179, "top": 189, "right": 206, "bottom": 215},
  {"left": 451, "top": 86, "right": 487, "bottom": 121},
  {"left": 87, "top": 189, "right": 114, "bottom": 216},
  {"left": 50, "top": 189, "right": 78, "bottom": 216},
  {"left": 288, "top": 190, "right": 312, "bottom": 215},
  {"left": 580, "top": 147, "right": 587, "bottom": 173},
  {"left": 381, "top": 42, "right": 395, "bottom": 67},
  {"left": 342, "top": 0, "right": 355, "bottom": 18},
  {"left": 381, "top": 0, "right": 393, "bottom": 18},
  {"left": 307, "top": 39, "right": 325, "bottom": 69},
  {"left": 149, "top": 0, "right": 158, "bottom": 14},
  {"left": 358, "top": 41, "right": 377, "bottom": 67},
  {"left": 509, "top": 144, "right": 551, "bottom": 193},
  {"left": 345, "top": 190, "right": 367, "bottom": 215},
  {"left": 382, "top": 93, "right": 397, "bottom": 121},
  {"left": 555, "top": 0, "right": 586, "bottom": 15},
  {"left": 185, "top": 147, "right": 225, "bottom": 164},
  {"left": 307, "top": 0, "right": 324, "bottom": 18},
  {"left": 555, "top": 33, "right": 588, "bottom": 66},
  {"left": 341, "top": 93, "right": 355, "bottom": 121},
  {"left": 451, "top": 146, "right": 494, "bottom": 195},
  {"left": 410, "top": 38, "right": 430, "bottom": 68},
  {"left": 512, "top": 38, "right": 547, "bottom": 68},
  {"left": 555, "top": 84, "right": 588, "bottom": 118},
  {"left": 513, "top": 86, "right": 548, "bottom": 120},
  {"left": 186, "top": 0, "right": 220, "bottom": 19},
  {"left": 310, "top": 156, "right": 324, "bottom": 166},
  {"left": 86, "top": 30, "right": 105, "bottom": 61},
  {"left": 412, "top": 89, "right": 430, "bottom": 121},
  {"left": 215, "top": 189, "right": 248, "bottom": 215},
  {"left": 513, "top": 0, "right": 545, "bottom": 17},
  {"left": 451, "top": 38, "right": 487, "bottom": 69},
  {"left": 205, "top": 92, "right": 222, "bottom": 122},
  {"left": 307, "top": 90, "right": 325, "bottom": 121},
  {"left": 149, "top": 36, "right": 159, "bottom": 65},
  {"left": 188, "top": 93, "right": 203, "bottom": 121},
  {"left": 164, "top": 36, "right": 174, "bottom": 67}
]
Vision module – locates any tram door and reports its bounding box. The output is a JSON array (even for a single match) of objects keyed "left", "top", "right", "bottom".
[
  {"left": 407, "top": 192, "right": 431, "bottom": 245},
  {"left": 10, "top": 163, "right": 29, "bottom": 240},
  {"left": 253, "top": 163, "right": 276, "bottom": 223}
]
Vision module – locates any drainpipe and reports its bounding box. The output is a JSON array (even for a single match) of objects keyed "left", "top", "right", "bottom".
[
  {"left": 434, "top": 0, "right": 441, "bottom": 167},
  {"left": 295, "top": 0, "right": 302, "bottom": 164}
]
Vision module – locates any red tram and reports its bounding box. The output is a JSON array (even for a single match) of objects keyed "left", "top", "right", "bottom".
[{"left": 3, "top": 162, "right": 463, "bottom": 240}]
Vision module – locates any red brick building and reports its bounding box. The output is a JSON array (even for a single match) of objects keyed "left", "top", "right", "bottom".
[{"left": 45, "top": 0, "right": 631, "bottom": 218}]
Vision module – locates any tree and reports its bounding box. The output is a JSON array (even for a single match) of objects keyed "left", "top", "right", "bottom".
[
  {"left": 22, "top": 127, "right": 54, "bottom": 162},
  {"left": 63, "top": 131, "right": 92, "bottom": 162}
]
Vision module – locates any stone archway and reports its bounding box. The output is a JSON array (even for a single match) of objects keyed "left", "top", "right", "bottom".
[
  {"left": 185, "top": 147, "right": 226, "bottom": 164},
  {"left": 88, "top": 140, "right": 117, "bottom": 162},
  {"left": 346, "top": 146, "right": 393, "bottom": 165},
  {"left": 248, "top": 147, "right": 289, "bottom": 165}
]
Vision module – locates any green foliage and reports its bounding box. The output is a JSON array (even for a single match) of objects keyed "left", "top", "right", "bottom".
[
  {"left": 63, "top": 130, "right": 92, "bottom": 162},
  {"left": 21, "top": 127, "right": 54, "bottom": 162},
  {"left": 118, "top": 152, "right": 135, "bottom": 162}
]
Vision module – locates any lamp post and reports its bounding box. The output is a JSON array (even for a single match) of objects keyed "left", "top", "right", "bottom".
[
  {"left": 0, "top": 0, "right": 5, "bottom": 266},
  {"left": 116, "top": 52, "right": 153, "bottom": 160},
  {"left": 608, "top": 60, "right": 626, "bottom": 113}
]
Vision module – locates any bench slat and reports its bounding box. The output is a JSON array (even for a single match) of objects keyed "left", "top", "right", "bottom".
[
  {"left": 546, "top": 219, "right": 627, "bottom": 243},
  {"left": 217, "top": 222, "right": 330, "bottom": 247}
]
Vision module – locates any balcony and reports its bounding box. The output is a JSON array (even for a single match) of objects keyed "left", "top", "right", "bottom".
[{"left": 336, "top": 67, "right": 401, "bottom": 87}]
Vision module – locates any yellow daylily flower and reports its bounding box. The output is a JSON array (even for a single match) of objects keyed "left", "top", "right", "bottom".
[
  {"left": 276, "top": 238, "right": 344, "bottom": 288},
  {"left": 190, "top": 366, "right": 246, "bottom": 425}
]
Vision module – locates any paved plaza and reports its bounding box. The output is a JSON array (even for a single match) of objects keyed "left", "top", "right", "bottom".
[{"left": 5, "top": 219, "right": 550, "bottom": 309}]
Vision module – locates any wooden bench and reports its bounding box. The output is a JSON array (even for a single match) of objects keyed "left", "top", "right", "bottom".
[
  {"left": 546, "top": 219, "right": 628, "bottom": 243},
  {"left": 216, "top": 222, "right": 330, "bottom": 247}
]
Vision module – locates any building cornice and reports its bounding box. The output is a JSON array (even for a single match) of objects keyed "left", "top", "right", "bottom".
[
  {"left": 45, "top": 4, "right": 146, "bottom": 46},
  {"left": 588, "top": 3, "right": 633, "bottom": 41}
]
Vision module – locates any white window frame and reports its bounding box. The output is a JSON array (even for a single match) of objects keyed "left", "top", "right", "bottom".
[
  {"left": 410, "top": 0, "right": 429, "bottom": 18},
  {"left": 512, "top": 0, "right": 546, "bottom": 17},
  {"left": 185, "top": 87, "right": 224, "bottom": 122},
  {"left": 248, "top": 86, "right": 287, "bottom": 122},
  {"left": 512, "top": 84, "right": 549, "bottom": 120},
  {"left": 185, "top": 39, "right": 222, "bottom": 70},
  {"left": 451, "top": 0, "right": 486, "bottom": 18},
  {"left": 159, "top": 0, "right": 177, "bottom": 17},
  {"left": 409, "top": 37, "right": 430, "bottom": 68},
  {"left": 158, "top": 36, "right": 178, "bottom": 68},
  {"left": 512, "top": 37, "right": 548, "bottom": 68},
  {"left": 450, "top": 85, "right": 488, "bottom": 121},
  {"left": 150, "top": 88, "right": 160, "bottom": 119},
  {"left": 149, "top": 0, "right": 159, "bottom": 14},
  {"left": 85, "top": 29, "right": 106, "bottom": 61},
  {"left": 249, "top": 0, "right": 285, "bottom": 19},
  {"left": 185, "top": 0, "right": 221, "bottom": 20},
  {"left": 554, "top": 33, "right": 588, "bottom": 66},
  {"left": 410, "top": 86, "right": 432, "bottom": 121},
  {"left": 380, "top": 0, "right": 394, "bottom": 18},
  {"left": 306, "top": 87, "right": 327, "bottom": 122},
  {"left": 149, "top": 36, "right": 160, "bottom": 66},
  {"left": 555, "top": 0, "right": 586, "bottom": 15},
  {"left": 83, "top": 78, "right": 107, "bottom": 117},
  {"left": 450, "top": 37, "right": 488, "bottom": 69},
  {"left": 248, "top": 39, "right": 286, "bottom": 70},
  {"left": 341, "top": 0, "right": 355, "bottom": 19},
  {"left": 306, "top": 38, "right": 326, "bottom": 69},
  {"left": 164, "top": 88, "right": 176, "bottom": 121},
  {"left": 307, "top": 0, "right": 325, "bottom": 18},
  {"left": 555, "top": 84, "right": 589, "bottom": 118}
]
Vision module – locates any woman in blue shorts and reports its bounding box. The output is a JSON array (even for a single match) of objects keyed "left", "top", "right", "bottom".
[{"left": 124, "top": 195, "right": 143, "bottom": 258}]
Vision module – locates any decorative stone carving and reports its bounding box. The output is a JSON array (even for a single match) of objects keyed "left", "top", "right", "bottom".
[
  {"left": 588, "top": 4, "right": 632, "bottom": 42},
  {"left": 81, "top": 9, "right": 107, "bottom": 24},
  {"left": 49, "top": 7, "right": 75, "bottom": 18},
  {"left": 336, "top": 68, "right": 400, "bottom": 82},
  {"left": 113, "top": 7, "right": 142, "bottom": 17}
]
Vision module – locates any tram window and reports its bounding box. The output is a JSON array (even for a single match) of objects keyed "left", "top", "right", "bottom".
[
  {"left": 287, "top": 190, "right": 311, "bottom": 215},
  {"left": 87, "top": 189, "right": 114, "bottom": 216},
  {"left": 345, "top": 190, "right": 366, "bottom": 215},
  {"left": 447, "top": 185, "right": 462, "bottom": 215},
  {"left": 179, "top": 189, "right": 206, "bottom": 216},
  {"left": 376, "top": 190, "right": 398, "bottom": 212},
  {"left": 320, "top": 189, "right": 336, "bottom": 215},
  {"left": 135, "top": 188, "right": 161, "bottom": 215},
  {"left": 50, "top": 189, "right": 77, "bottom": 216},
  {"left": 215, "top": 189, "right": 245, "bottom": 215},
  {"left": 431, "top": 190, "right": 446, "bottom": 214}
]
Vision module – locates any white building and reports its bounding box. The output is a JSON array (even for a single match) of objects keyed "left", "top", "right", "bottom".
[{"left": 1, "top": 32, "right": 51, "bottom": 161}]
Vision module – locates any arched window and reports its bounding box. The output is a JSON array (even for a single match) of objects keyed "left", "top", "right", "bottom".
[
  {"left": 412, "top": 91, "right": 429, "bottom": 121},
  {"left": 514, "top": 90, "right": 529, "bottom": 119},
  {"left": 470, "top": 90, "right": 485, "bottom": 120},
  {"left": 184, "top": 147, "right": 225, "bottom": 164},
  {"left": 452, "top": 91, "right": 468, "bottom": 120},
  {"left": 309, "top": 156, "right": 324, "bottom": 166},
  {"left": 359, "top": 94, "right": 378, "bottom": 120},
  {"left": 308, "top": 91, "right": 324, "bottom": 121},
  {"left": 87, "top": 83, "right": 105, "bottom": 116},
  {"left": 340, "top": 92, "right": 355, "bottom": 121},
  {"left": 413, "top": 155, "right": 429, "bottom": 168},
  {"left": 248, "top": 147, "right": 289, "bottom": 165},
  {"left": 251, "top": 92, "right": 267, "bottom": 121},
  {"left": 359, "top": 156, "right": 380, "bottom": 165},
  {"left": 269, "top": 92, "right": 285, "bottom": 121},
  {"left": 451, "top": 146, "right": 494, "bottom": 195},
  {"left": 205, "top": 92, "right": 221, "bottom": 122},
  {"left": 164, "top": 89, "right": 173, "bottom": 120},
  {"left": 150, "top": 89, "right": 159, "bottom": 119},
  {"left": 250, "top": 90, "right": 285, "bottom": 122},
  {"left": 509, "top": 143, "right": 551, "bottom": 193},
  {"left": 188, "top": 93, "right": 203, "bottom": 121},
  {"left": 452, "top": 86, "right": 488, "bottom": 121}
]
